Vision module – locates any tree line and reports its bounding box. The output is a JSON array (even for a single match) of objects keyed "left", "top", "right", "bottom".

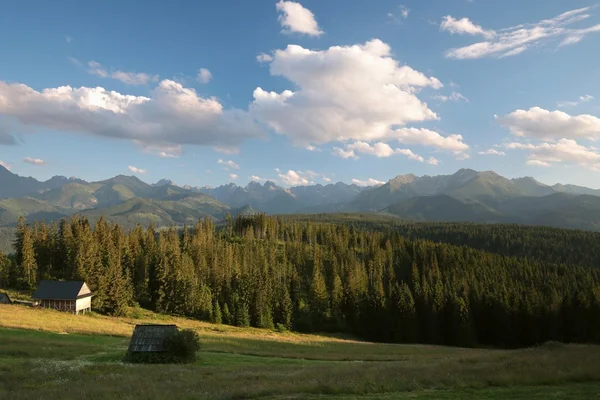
[{"left": 2, "top": 214, "right": 600, "bottom": 348}]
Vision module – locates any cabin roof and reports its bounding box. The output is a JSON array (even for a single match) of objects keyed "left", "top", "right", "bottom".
[
  {"left": 32, "top": 280, "right": 93, "bottom": 300},
  {"left": 0, "top": 292, "right": 11, "bottom": 304},
  {"left": 128, "top": 324, "right": 178, "bottom": 353}
]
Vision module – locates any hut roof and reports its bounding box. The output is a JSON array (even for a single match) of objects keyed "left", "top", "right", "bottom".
[
  {"left": 0, "top": 292, "right": 11, "bottom": 304},
  {"left": 128, "top": 324, "right": 178, "bottom": 353},
  {"left": 32, "top": 280, "right": 93, "bottom": 300}
]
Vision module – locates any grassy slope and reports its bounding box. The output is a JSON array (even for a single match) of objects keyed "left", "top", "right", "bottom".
[{"left": 1, "top": 305, "right": 600, "bottom": 399}]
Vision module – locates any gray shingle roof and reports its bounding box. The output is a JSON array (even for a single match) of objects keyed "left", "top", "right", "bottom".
[
  {"left": 32, "top": 280, "right": 92, "bottom": 300},
  {"left": 0, "top": 292, "right": 11, "bottom": 304},
  {"left": 128, "top": 324, "right": 178, "bottom": 353}
]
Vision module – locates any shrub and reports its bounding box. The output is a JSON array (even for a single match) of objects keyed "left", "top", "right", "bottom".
[
  {"left": 126, "top": 329, "right": 201, "bottom": 364},
  {"left": 163, "top": 329, "right": 201, "bottom": 363}
]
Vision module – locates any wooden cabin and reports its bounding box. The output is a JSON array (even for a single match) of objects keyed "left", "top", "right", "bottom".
[
  {"left": 128, "top": 324, "right": 178, "bottom": 354},
  {"left": 0, "top": 292, "right": 11, "bottom": 304},
  {"left": 32, "top": 280, "right": 93, "bottom": 314}
]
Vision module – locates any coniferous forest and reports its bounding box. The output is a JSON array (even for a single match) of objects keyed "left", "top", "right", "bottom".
[{"left": 2, "top": 214, "right": 600, "bottom": 349}]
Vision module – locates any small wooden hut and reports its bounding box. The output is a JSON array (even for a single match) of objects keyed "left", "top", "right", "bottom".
[
  {"left": 32, "top": 280, "right": 93, "bottom": 314},
  {"left": 128, "top": 324, "right": 178, "bottom": 354},
  {"left": 0, "top": 292, "right": 11, "bottom": 304}
]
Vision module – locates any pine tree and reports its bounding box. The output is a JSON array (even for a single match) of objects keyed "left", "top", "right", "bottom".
[
  {"left": 213, "top": 300, "right": 222, "bottom": 324},
  {"left": 19, "top": 223, "right": 38, "bottom": 289}
]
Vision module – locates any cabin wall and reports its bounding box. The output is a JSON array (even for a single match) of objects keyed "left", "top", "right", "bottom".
[
  {"left": 76, "top": 296, "right": 92, "bottom": 313},
  {"left": 40, "top": 299, "right": 76, "bottom": 313}
]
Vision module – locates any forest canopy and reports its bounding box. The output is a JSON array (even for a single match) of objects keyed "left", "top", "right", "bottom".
[{"left": 2, "top": 214, "right": 600, "bottom": 349}]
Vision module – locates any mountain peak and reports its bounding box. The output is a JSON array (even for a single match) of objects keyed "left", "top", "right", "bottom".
[{"left": 153, "top": 179, "right": 174, "bottom": 187}]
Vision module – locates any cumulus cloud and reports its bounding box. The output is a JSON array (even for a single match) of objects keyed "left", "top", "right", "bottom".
[
  {"left": 347, "top": 142, "right": 397, "bottom": 158},
  {"left": 332, "top": 147, "right": 357, "bottom": 159},
  {"left": 197, "top": 68, "right": 212, "bottom": 84},
  {"left": 0, "top": 160, "right": 12, "bottom": 170},
  {"left": 251, "top": 175, "right": 267, "bottom": 182},
  {"left": 218, "top": 159, "right": 240, "bottom": 169},
  {"left": 342, "top": 141, "right": 435, "bottom": 163},
  {"left": 496, "top": 107, "right": 600, "bottom": 141},
  {"left": 508, "top": 139, "right": 600, "bottom": 169},
  {"left": 557, "top": 94, "right": 594, "bottom": 108},
  {"left": 444, "top": 8, "right": 600, "bottom": 59},
  {"left": 352, "top": 178, "right": 386, "bottom": 187},
  {"left": 432, "top": 92, "right": 469, "bottom": 103},
  {"left": 128, "top": 165, "right": 146, "bottom": 174},
  {"left": 305, "top": 145, "right": 321, "bottom": 152},
  {"left": 322, "top": 176, "right": 332, "bottom": 182},
  {"left": 427, "top": 157, "right": 440, "bottom": 166},
  {"left": 440, "top": 16, "right": 495, "bottom": 38},
  {"left": 229, "top": 173, "right": 238, "bottom": 180},
  {"left": 0, "top": 80, "right": 265, "bottom": 152},
  {"left": 478, "top": 148, "right": 506, "bottom": 156},
  {"left": 391, "top": 128, "right": 470, "bottom": 154},
  {"left": 278, "top": 169, "right": 313, "bottom": 186},
  {"left": 251, "top": 39, "right": 442, "bottom": 147},
  {"left": 257, "top": 53, "right": 274, "bottom": 63},
  {"left": 24, "top": 157, "right": 45, "bottom": 166},
  {"left": 276, "top": 0, "right": 323, "bottom": 36},
  {"left": 87, "top": 61, "right": 159, "bottom": 85}
]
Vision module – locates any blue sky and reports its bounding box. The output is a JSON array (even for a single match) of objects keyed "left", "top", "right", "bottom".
[{"left": 1, "top": 0, "right": 600, "bottom": 188}]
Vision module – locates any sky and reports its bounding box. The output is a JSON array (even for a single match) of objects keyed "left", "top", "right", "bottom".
[{"left": 1, "top": 0, "right": 600, "bottom": 188}]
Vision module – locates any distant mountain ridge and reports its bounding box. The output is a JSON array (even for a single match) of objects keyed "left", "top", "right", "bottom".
[{"left": 2, "top": 165, "right": 600, "bottom": 233}]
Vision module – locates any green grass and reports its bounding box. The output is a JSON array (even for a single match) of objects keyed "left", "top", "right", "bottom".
[{"left": 1, "top": 307, "right": 600, "bottom": 399}]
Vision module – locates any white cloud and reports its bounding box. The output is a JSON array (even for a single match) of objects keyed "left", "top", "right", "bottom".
[
  {"left": 427, "top": 157, "right": 440, "bottom": 166},
  {"left": 251, "top": 39, "right": 442, "bottom": 146},
  {"left": 128, "top": 165, "right": 146, "bottom": 174},
  {"left": 229, "top": 173, "right": 238, "bottom": 180},
  {"left": 0, "top": 79, "right": 265, "bottom": 152},
  {"left": 388, "top": 5, "right": 410, "bottom": 24},
  {"left": 65, "top": 35, "right": 73, "bottom": 43},
  {"left": 400, "top": 5, "right": 409, "bottom": 18},
  {"left": 135, "top": 141, "right": 183, "bottom": 158},
  {"left": 444, "top": 8, "right": 600, "bottom": 59},
  {"left": 497, "top": 107, "right": 600, "bottom": 141},
  {"left": 509, "top": 139, "right": 600, "bottom": 169},
  {"left": 305, "top": 145, "right": 321, "bottom": 152},
  {"left": 526, "top": 159, "right": 551, "bottom": 167},
  {"left": 347, "top": 141, "right": 397, "bottom": 158},
  {"left": 250, "top": 175, "right": 267, "bottom": 182},
  {"left": 557, "top": 94, "right": 594, "bottom": 108},
  {"left": 391, "top": 128, "right": 470, "bottom": 153},
  {"left": 321, "top": 176, "right": 332, "bottom": 182},
  {"left": 278, "top": 169, "right": 313, "bottom": 186},
  {"left": 24, "top": 157, "right": 45, "bottom": 166},
  {"left": 478, "top": 148, "right": 506, "bottom": 156},
  {"left": 218, "top": 159, "right": 240, "bottom": 169},
  {"left": 433, "top": 92, "right": 469, "bottom": 102},
  {"left": 396, "top": 148, "right": 425, "bottom": 162},
  {"left": 0, "top": 160, "right": 12, "bottom": 170},
  {"left": 257, "top": 53, "right": 274, "bottom": 63},
  {"left": 440, "top": 16, "right": 495, "bottom": 38},
  {"left": 87, "top": 61, "right": 159, "bottom": 85},
  {"left": 197, "top": 68, "right": 212, "bottom": 84},
  {"left": 352, "top": 178, "right": 386, "bottom": 187},
  {"left": 332, "top": 147, "right": 357, "bottom": 159},
  {"left": 276, "top": 0, "right": 323, "bottom": 36}
]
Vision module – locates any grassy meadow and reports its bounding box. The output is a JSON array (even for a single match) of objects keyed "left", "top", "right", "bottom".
[{"left": 1, "top": 304, "right": 600, "bottom": 399}]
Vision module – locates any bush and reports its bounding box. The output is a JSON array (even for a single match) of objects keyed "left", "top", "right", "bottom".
[
  {"left": 163, "top": 329, "right": 201, "bottom": 363},
  {"left": 126, "top": 329, "right": 201, "bottom": 364}
]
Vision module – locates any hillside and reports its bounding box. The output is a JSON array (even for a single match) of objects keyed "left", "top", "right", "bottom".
[{"left": 1, "top": 305, "right": 600, "bottom": 399}]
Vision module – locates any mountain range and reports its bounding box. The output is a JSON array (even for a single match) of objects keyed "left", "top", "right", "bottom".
[{"left": 2, "top": 165, "right": 600, "bottom": 233}]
